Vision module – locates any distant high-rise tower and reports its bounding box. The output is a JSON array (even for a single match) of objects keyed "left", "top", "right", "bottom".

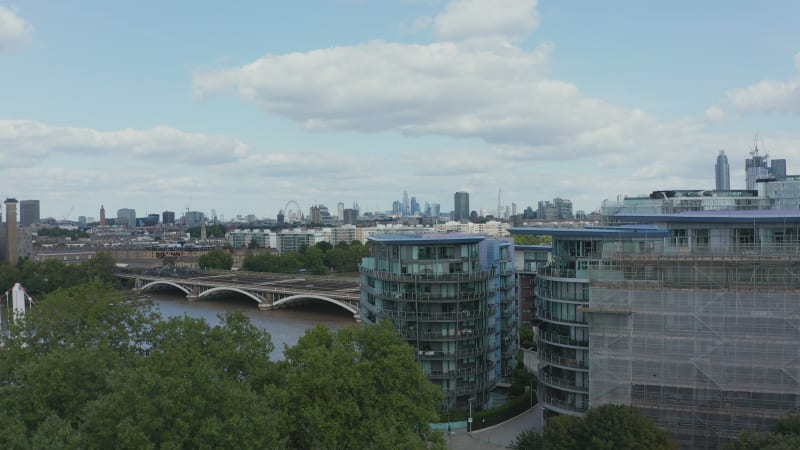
[
  {"left": 5, "top": 199, "right": 19, "bottom": 264},
  {"left": 19, "top": 200, "right": 40, "bottom": 227},
  {"left": 771, "top": 159, "right": 787, "bottom": 178},
  {"left": 715, "top": 150, "right": 730, "bottom": 190},
  {"left": 100, "top": 205, "right": 106, "bottom": 227},
  {"left": 337, "top": 202, "right": 345, "bottom": 220},
  {"left": 402, "top": 191, "right": 410, "bottom": 216},
  {"left": 745, "top": 145, "right": 769, "bottom": 190},
  {"left": 162, "top": 210, "right": 175, "bottom": 225},
  {"left": 454, "top": 191, "right": 470, "bottom": 221}
]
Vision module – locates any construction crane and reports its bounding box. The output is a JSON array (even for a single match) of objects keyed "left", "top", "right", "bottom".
[{"left": 62, "top": 206, "right": 74, "bottom": 222}]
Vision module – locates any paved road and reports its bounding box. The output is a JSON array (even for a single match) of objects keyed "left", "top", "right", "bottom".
[{"left": 445, "top": 404, "right": 544, "bottom": 450}]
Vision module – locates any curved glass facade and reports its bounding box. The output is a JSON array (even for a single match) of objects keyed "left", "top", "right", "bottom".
[
  {"left": 360, "top": 235, "right": 509, "bottom": 409},
  {"left": 535, "top": 271, "right": 590, "bottom": 416}
]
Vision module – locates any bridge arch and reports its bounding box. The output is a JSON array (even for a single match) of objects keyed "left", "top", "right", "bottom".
[
  {"left": 273, "top": 294, "right": 358, "bottom": 315},
  {"left": 197, "top": 286, "right": 265, "bottom": 305},
  {"left": 139, "top": 280, "right": 192, "bottom": 296}
]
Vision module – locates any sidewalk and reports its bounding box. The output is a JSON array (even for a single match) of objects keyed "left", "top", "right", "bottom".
[{"left": 445, "top": 404, "right": 543, "bottom": 450}]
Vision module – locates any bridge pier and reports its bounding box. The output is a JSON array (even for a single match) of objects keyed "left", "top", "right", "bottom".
[
  {"left": 258, "top": 303, "right": 273, "bottom": 311},
  {"left": 187, "top": 288, "right": 200, "bottom": 302},
  {"left": 353, "top": 312, "right": 361, "bottom": 323}
]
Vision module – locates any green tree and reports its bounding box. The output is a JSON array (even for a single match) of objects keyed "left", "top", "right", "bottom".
[
  {"left": 248, "top": 237, "right": 260, "bottom": 249},
  {"left": 514, "top": 234, "right": 552, "bottom": 245},
  {"left": 509, "top": 428, "right": 544, "bottom": 450},
  {"left": 281, "top": 321, "right": 445, "bottom": 449},
  {"left": 198, "top": 248, "right": 234, "bottom": 270},
  {"left": 727, "top": 415, "right": 800, "bottom": 450},
  {"left": 315, "top": 241, "right": 333, "bottom": 253},
  {"left": 78, "top": 315, "right": 285, "bottom": 449},
  {"left": 513, "top": 404, "right": 677, "bottom": 450},
  {"left": 303, "top": 246, "right": 326, "bottom": 274}
]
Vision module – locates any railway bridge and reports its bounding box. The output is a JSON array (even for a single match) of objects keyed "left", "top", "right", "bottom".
[{"left": 117, "top": 270, "right": 362, "bottom": 321}]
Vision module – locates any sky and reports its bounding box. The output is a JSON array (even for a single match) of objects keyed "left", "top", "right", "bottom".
[{"left": 1, "top": 0, "right": 799, "bottom": 221}]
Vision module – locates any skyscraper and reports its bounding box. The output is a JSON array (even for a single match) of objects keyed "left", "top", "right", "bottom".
[
  {"left": 100, "top": 205, "right": 106, "bottom": 226},
  {"left": 771, "top": 159, "right": 787, "bottom": 178},
  {"left": 162, "top": 210, "right": 175, "bottom": 225},
  {"left": 454, "top": 191, "right": 469, "bottom": 221},
  {"left": 715, "top": 150, "right": 730, "bottom": 190},
  {"left": 745, "top": 146, "right": 769, "bottom": 190},
  {"left": 19, "top": 200, "right": 40, "bottom": 227},
  {"left": 5, "top": 199, "right": 18, "bottom": 264},
  {"left": 117, "top": 208, "right": 136, "bottom": 228}
]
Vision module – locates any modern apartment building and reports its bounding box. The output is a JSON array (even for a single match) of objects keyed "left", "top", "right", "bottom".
[
  {"left": 276, "top": 230, "right": 315, "bottom": 255},
  {"left": 514, "top": 244, "right": 551, "bottom": 329},
  {"left": 359, "top": 234, "right": 516, "bottom": 409},
  {"left": 512, "top": 212, "right": 800, "bottom": 449}
]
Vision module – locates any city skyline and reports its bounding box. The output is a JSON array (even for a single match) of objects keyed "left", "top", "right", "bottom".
[{"left": 2, "top": 0, "right": 799, "bottom": 219}]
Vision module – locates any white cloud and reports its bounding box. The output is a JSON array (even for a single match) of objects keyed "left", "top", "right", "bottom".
[
  {"left": 723, "top": 51, "right": 800, "bottom": 115},
  {"left": 193, "top": 36, "right": 665, "bottom": 155},
  {"left": 0, "top": 6, "right": 31, "bottom": 50},
  {"left": 434, "top": 0, "right": 539, "bottom": 42},
  {"left": 0, "top": 120, "right": 250, "bottom": 166},
  {"left": 704, "top": 105, "right": 725, "bottom": 123}
]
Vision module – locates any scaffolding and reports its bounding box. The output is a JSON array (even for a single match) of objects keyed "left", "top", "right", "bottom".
[{"left": 588, "top": 249, "right": 800, "bottom": 449}]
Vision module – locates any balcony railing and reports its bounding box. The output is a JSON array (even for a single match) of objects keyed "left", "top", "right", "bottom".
[
  {"left": 427, "top": 364, "right": 493, "bottom": 379},
  {"left": 537, "top": 267, "right": 580, "bottom": 279},
  {"left": 539, "top": 331, "right": 589, "bottom": 348},
  {"left": 381, "top": 307, "right": 495, "bottom": 321},
  {"left": 602, "top": 242, "right": 800, "bottom": 259},
  {"left": 539, "top": 352, "right": 588, "bottom": 370},
  {"left": 399, "top": 330, "right": 483, "bottom": 341},
  {"left": 540, "top": 394, "right": 588, "bottom": 414},
  {"left": 538, "top": 311, "right": 589, "bottom": 326},
  {"left": 417, "top": 346, "right": 495, "bottom": 359},
  {"left": 360, "top": 267, "right": 495, "bottom": 282},
  {"left": 539, "top": 373, "right": 588, "bottom": 393}
]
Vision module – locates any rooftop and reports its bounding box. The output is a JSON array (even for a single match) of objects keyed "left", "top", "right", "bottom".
[
  {"left": 367, "top": 233, "right": 486, "bottom": 245},
  {"left": 508, "top": 225, "right": 670, "bottom": 238},
  {"left": 613, "top": 209, "right": 800, "bottom": 224}
]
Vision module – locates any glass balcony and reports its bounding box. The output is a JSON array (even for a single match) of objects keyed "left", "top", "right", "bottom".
[
  {"left": 538, "top": 331, "right": 588, "bottom": 348},
  {"left": 539, "top": 352, "right": 588, "bottom": 370},
  {"left": 539, "top": 373, "right": 588, "bottom": 393}
]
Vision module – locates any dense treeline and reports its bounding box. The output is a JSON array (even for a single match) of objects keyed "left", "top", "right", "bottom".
[
  {"left": 187, "top": 224, "right": 227, "bottom": 238},
  {"left": 510, "top": 404, "right": 679, "bottom": 450},
  {"left": 726, "top": 415, "right": 800, "bottom": 449},
  {"left": 243, "top": 241, "right": 370, "bottom": 275},
  {"left": 35, "top": 227, "right": 90, "bottom": 240},
  {"left": 0, "top": 252, "right": 116, "bottom": 297},
  {"left": 198, "top": 248, "right": 234, "bottom": 270},
  {"left": 0, "top": 283, "right": 444, "bottom": 449}
]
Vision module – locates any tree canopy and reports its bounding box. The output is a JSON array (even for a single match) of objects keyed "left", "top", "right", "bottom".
[
  {"left": 510, "top": 404, "right": 678, "bottom": 450},
  {"left": 513, "top": 234, "right": 552, "bottom": 245},
  {"left": 198, "top": 248, "right": 234, "bottom": 270},
  {"left": 242, "top": 240, "right": 370, "bottom": 275},
  {"left": 0, "top": 283, "right": 444, "bottom": 449},
  {"left": 726, "top": 415, "right": 800, "bottom": 450},
  {"left": 0, "top": 252, "right": 116, "bottom": 297}
]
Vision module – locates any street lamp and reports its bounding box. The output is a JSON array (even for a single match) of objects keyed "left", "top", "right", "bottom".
[{"left": 468, "top": 397, "right": 474, "bottom": 433}]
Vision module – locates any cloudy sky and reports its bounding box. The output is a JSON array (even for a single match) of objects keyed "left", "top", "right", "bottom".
[{"left": 1, "top": 0, "right": 799, "bottom": 220}]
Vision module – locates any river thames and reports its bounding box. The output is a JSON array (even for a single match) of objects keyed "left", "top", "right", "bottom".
[{"left": 149, "top": 291, "right": 358, "bottom": 360}]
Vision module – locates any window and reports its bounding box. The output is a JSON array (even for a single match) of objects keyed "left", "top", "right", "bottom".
[
  {"left": 693, "top": 229, "right": 709, "bottom": 247},
  {"left": 672, "top": 229, "right": 688, "bottom": 247}
]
